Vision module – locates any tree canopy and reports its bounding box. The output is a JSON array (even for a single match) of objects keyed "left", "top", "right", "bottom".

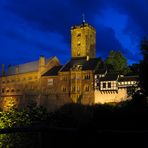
[
  {"left": 105, "top": 50, "right": 130, "bottom": 75},
  {"left": 139, "top": 38, "right": 148, "bottom": 96}
]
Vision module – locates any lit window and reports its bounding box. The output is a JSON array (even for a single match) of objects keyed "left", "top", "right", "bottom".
[{"left": 48, "top": 79, "right": 53, "bottom": 85}]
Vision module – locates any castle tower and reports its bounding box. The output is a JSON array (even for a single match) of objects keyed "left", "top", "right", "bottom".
[{"left": 71, "top": 21, "right": 96, "bottom": 59}]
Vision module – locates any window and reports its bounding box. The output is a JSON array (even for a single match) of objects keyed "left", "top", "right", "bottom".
[
  {"left": 48, "top": 79, "right": 53, "bottom": 85},
  {"left": 62, "top": 87, "right": 66, "bottom": 92},
  {"left": 77, "top": 86, "right": 80, "bottom": 92},
  {"left": 84, "top": 75, "right": 90, "bottom": 80},
  {"left": 17, "top": 78, "right": 20, "bottom": 82},
  {"left": 28, "top": 77, "right": 32, "bottom": 80},
  {"left": 72, "top": 86, "right": 75, "bottom": 92},
  {"left": 103, "top": 83, "right": 106, "bottom": 88},
  {"left": 77, "top": 33, "right": 81, "bottom": 37},
  {"left": 2, "top": 88, "right": 5, "bottom": 93},
  {"left": 12, "top": 79, "right": 15, "bottom": 82},
  {"left": 11, "top": 89, "right": 14, "bottom": 92},
  {"left": 108, "top": 82, "right": 111, "bottom": 88},
  {"left": 6, "top": 89, "right": 9, "bottom": 93},
  {"left": 85, "top": 86, "right": 90, "bottom": 92}
]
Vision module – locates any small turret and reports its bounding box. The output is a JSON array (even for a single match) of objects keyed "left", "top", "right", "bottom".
[{"left": 39, "top": 55, "right": 46, "bottom": 73}]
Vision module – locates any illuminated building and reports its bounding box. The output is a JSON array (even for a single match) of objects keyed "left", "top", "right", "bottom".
[{"left": 0, "top": 21, "right": 138, "bottom": 111}]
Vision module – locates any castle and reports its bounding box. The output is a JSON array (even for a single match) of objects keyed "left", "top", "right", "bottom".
[{"left": 0, "top": 21, "right": 137, "bottom": 111}]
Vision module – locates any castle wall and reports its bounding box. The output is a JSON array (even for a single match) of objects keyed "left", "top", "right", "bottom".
[{"left": 94, "top": 88, "right": 129, "bottom": 104}]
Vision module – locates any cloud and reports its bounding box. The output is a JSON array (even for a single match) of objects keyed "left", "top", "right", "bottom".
[{"left": 0, "top": 0, "right": 147, "bottom": 66}]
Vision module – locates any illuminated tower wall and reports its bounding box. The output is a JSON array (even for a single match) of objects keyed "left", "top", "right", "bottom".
[{"left": 71, "top": 23, "right": 96, "bottom": 58}]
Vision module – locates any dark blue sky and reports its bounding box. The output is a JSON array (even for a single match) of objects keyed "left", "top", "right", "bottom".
[{"left": 0, "top": 0, "right": 148, "bottom": 67}]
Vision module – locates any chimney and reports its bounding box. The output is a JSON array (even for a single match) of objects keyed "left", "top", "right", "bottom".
[{"left": 1, "top": 64, "right": 5, "bottom": 76}]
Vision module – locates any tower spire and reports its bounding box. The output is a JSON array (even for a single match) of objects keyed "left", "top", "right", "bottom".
[{"left": 82, "top": 13, "right": 85, "bottom": 23}]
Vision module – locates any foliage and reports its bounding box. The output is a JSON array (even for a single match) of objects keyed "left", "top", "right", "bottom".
[
  {"left": 105, "top": 50, "right": 130, "bottom": 75},
  {"left": 139, "top": 38, "right": 148, "bottom": 96},
  {"left": 0, "top": 108, "right": 30, "bottom": 129},
  {"left": 0, "top": 104, "right": 49, "bottom": 129},
  {"left": 0, "top": 104, "right": 49, "bottom": 148},
  {"left": 129, "top": 63, "right": 140, "bottom": 75}
]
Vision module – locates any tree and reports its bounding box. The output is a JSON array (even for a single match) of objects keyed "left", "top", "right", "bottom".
[
  {"left": 139, "top": 38, "right": 148, "bottom": 96},
  {"left": 105, "top": 50, "right": 130, "bottom": 75},
  {"left": 129, "top": 63, "right": 140, "bottom": 75}
]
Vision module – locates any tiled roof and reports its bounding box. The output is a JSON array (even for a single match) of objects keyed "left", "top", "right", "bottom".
[
  {"left": 118, "top": 76, "right": 138, "bottom": 82},
  {"left": 5, "top": 57, "right": 53, "bottom": 76},
  {"left": 95, "top": 68, "right": 107, "bottom": 74},
  {"left": 60, "top": 57, "right": 100, "bottom": 72},
  {"left": 100, "top": 74, "right": 118, "bottom": 81},
  {"left": 5, "top": 61, "right": 39, "bottom": 76},
  {"left": 42, "top": 65, "right": 63, "bottom": 76}
]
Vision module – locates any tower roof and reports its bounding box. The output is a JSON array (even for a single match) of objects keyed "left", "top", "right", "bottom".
[{"left": 71, "top": 22, "right": 95, "bottom": 31}]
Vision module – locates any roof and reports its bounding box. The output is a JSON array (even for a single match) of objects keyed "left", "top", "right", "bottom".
[
  {"left": 60, "top": 57, "right": 100, "bottom": 72},
  {"left": 4, "top": 57, "right": 53, "bottom": 76},
  {"left": 5, "top": 61, "right": 39, "bottom": 76},
  {"left": 95, "top": 68, "right": 106, "bottom": 75},
  {"left": 100, "top": 74, "right": 119, "bottom": 81},
  {"left": 118, "top": 76, "right": 138, "bottom": 82},
  {"left": 42, "top": 65, "right": 63, "bottom": 76}
]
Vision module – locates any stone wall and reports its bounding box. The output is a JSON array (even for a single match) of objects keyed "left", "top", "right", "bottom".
[{"left": 94, "top": 88, "right": 129, "bottom": 104}]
